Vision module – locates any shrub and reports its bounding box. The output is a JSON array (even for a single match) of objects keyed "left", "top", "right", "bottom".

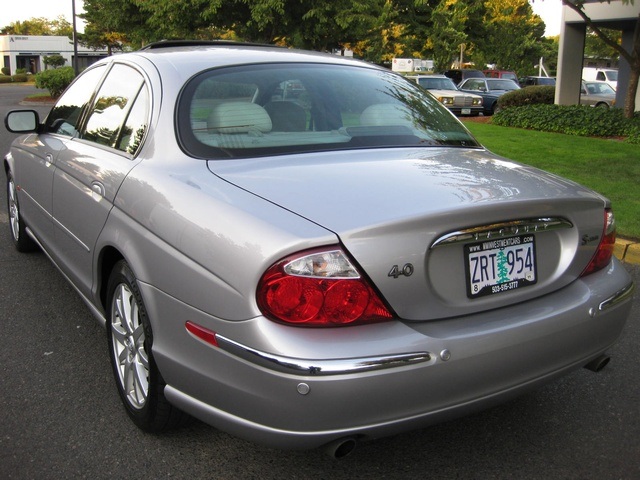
[
  {"left": 12, "top": 73, "right": 28, "bottom": 83},
  {"left": 626, "top": 124, "right": 640, "bottom": 145},
  {"left": 0, "top": 75, "right": 12, "bottom": 84},
  {"left": 498, "top": 86, "right": 555, "bottom": 109},
  {"left": 16, "top": 68, "right": 27, "bottom": 74},
  {"left": 492, "top": 104, "right": 640, "bottom": 144},
  {"left": 1, "top": 67, "right": 9, "bottom": 76},
  {"left": 35, "top": 67, "right": 75, "bottom": 98},
  {"left": 43, "top": 54, "right": 67, "bottom": 69}
]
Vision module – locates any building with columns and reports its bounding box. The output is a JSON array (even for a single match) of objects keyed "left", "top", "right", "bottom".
[{"left": 556, "top": 0, "right": 640, "bottom": 111}]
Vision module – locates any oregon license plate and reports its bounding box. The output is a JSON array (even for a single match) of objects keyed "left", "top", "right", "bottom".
[{"left": 465, "top": 235, "right": 537, "bottom": 298}]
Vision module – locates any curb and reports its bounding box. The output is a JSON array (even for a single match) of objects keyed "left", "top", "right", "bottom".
[{"left": 614, "top": 238, "right": 640, "bottom": 265}]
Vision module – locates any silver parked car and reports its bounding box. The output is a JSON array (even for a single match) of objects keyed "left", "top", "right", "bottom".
[
  {"left": 4, "top": 41, "right": 634, "bottom": 457},
  {"left": 580, "top": 81, "right": 617, "bottom": 108}
]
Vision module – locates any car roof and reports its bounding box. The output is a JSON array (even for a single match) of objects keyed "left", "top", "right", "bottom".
[
  {"left": 407, "top": 74, "right": 448, "bottom": 79},
  {"left": 116, "top": 41, "right": 380, "bottom": 78}
]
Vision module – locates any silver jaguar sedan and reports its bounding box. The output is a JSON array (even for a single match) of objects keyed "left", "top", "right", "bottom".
[{"left": 4, "top": 41, "right": 634, "bottom": 458}]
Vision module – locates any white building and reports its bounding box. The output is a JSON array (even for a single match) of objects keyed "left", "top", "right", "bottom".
[
  {"left": 556, "top": 0, "right": 640, "bottom": 111},
  {"left": 1, "top": 35, "right": 108, "bottom": 74}
]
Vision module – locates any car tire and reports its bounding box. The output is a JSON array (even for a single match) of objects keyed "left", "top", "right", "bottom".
[
  {"left": 106, "top": 260, "right": 189, "bottom": 432},
  {"left": 595, "top": 102, "right": 610, "bottom": 109},
  {"left": 6, "top": 170, "right": 37, "bottom": 252}
]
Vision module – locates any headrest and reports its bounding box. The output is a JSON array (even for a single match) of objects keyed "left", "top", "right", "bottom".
[
  {"left": 208, "top": 102, "right": 272, "bottom": 133},
  {"left": 360, "top": 103, "right": 412, "bottom": 126}
]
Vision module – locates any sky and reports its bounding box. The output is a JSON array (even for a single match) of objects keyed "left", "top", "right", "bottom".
[{"left": 0, "top": 0, "right": 564, "bottom": 37}]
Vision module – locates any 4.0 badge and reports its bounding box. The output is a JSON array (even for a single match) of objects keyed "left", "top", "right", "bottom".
[{"left": 388, "top": 263, "right": 414, "bottom": 279}]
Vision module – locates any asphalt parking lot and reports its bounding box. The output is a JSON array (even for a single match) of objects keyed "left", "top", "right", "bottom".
[{"left": 1, "top": 84, "right": 639, "bottom": 479}]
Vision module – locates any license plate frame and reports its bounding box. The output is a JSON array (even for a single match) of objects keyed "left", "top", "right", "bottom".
[
  {"left": 461, "top": 108, "right": 471, "bottom": 115},
  {"left": 465, "top": 234, "right": 537, "bottom": 298}
]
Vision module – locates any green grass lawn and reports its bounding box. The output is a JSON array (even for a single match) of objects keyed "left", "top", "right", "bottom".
[{"left": 463, "top": 121, "right": 640, "bottom": 240}]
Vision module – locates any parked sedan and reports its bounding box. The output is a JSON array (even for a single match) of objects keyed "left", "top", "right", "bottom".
[
  {"left": 4, "top": 41, "right": 633, "bottom": 458},
  {"left": 407, "top": 74, "right": 483, "bottom": 116},
  {"left": 458, "top": 77, "right": 520, "bottom": 115},
  {"left": 580, "top": 81, "right": 616, "bottom": 108}
]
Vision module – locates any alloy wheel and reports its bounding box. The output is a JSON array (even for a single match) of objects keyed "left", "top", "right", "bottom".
[{"left": 110, "top": 283, "right": 149, "bottom": 410}]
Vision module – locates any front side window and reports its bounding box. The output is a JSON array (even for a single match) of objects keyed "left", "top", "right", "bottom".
[
  {"left": 177, "top": 63, "right": 478, "bottom": 159},
  {"left": 44, "top": 66, "right": 106, "bottom": 136},
  {"left": 462, "top": 79, "right": 484, "bottom": 91}
]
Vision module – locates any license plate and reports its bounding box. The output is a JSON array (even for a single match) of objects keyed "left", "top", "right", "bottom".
[
  {"left": 465, "top": 235, "right": 537, "bottom": 298},
  {"left": 461, "top": 108, "right": 471, "bottom": 115}
]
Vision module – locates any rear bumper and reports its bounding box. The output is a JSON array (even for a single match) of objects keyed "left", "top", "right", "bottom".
[{"left": 149, "top": 260, "right": 633, "bottom": 450}]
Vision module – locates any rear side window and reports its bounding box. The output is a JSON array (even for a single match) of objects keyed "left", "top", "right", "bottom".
[
  {"left": 177, "top": 63, "right": 479, "bottom": 159},
  {"left": 82, "top": 64, "right": 149, "bottom": 154}
]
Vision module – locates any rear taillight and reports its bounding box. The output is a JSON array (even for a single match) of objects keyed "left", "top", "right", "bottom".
[
  {"left": 257, "top": 247, "right": 394, "bottom": 327},
  {"left": 581, "top": 209, "right": 616, "bottom": 277}
]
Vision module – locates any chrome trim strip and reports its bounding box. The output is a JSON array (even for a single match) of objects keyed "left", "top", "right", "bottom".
[
  {"left": 431, "top": 217, "right": 574, "bottom": 248},
  {"left": 215, "top": 334, "right": 432, "bottom": 376},
  {"left": 599, "top": 281, "right": 635, "bottom": 312},
  {"left": 52, "top": 216, "right": 91, "bottom": 252}
]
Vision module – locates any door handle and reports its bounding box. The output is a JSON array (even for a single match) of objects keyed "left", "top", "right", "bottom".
[{"left": 91, "top": 181, "right": 105, "bottom": 198}]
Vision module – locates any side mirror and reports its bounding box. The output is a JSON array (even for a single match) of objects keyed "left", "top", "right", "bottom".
[{"left": 5, "top": 110, "right": 40, "bottom": 133}]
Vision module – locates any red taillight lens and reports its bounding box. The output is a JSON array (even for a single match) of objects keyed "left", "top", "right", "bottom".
[
  {"left": 581, "top": 209, "right": 616, "bottom": 277},
  {"left": 257, "top": 247, "right": 394, "bottom": 327}
]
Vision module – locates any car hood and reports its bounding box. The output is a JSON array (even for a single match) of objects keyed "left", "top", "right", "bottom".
[{"left": 208, "top": 147, "right": 607, "bottom": 320}]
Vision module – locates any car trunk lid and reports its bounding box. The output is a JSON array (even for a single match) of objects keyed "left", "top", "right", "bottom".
[{"left": 207, "top": 147, "right": 608, "bottom": 320}]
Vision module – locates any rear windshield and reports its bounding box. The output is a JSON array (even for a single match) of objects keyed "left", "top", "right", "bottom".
[{"left": 177, "top": 63, "right": 479, "bottom": 159}]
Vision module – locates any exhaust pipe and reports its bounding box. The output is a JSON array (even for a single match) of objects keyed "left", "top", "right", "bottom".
[
  {"left": 584, "top": 354, "right": 610, "bottom": 372},
  {"left": 324, "top": 437, "right": 357, "bottom": 459}
]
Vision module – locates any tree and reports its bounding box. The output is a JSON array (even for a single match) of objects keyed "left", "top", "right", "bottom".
[
  {"left": 80, "top": 0, "right": 157, "bottom": 47},
  {"left": 585, "top": 27, "right": 621, "bottom": 62},
  {"left": 1, "top": 16, "right": 72, "bottom": 36},
  {"left": 77, "top": 0, "right": 550, "bottom": 75},
  {"left": 481, "top": 0, "right": 546, "bottom": 74},
  {"left": 539, "top": 35, "right": 560, "bottom": 75},
  {"left": 427, "top": 1, "right": 472, "bottom": 71},
  {"left": 561, "top": 0, "right": 639, "bottom": 118}
]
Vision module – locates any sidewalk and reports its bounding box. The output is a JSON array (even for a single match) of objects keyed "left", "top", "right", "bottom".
[{"left": 615, "top": 238, "right": 640, "bottom": 265}]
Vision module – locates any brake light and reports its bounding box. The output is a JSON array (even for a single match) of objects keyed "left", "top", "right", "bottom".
[
  {"left": 257, "top": 247, "right": 394, "bottom": 327},
  {"left": 581, "top": 209, "right": 616, "bottom": 277}
]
